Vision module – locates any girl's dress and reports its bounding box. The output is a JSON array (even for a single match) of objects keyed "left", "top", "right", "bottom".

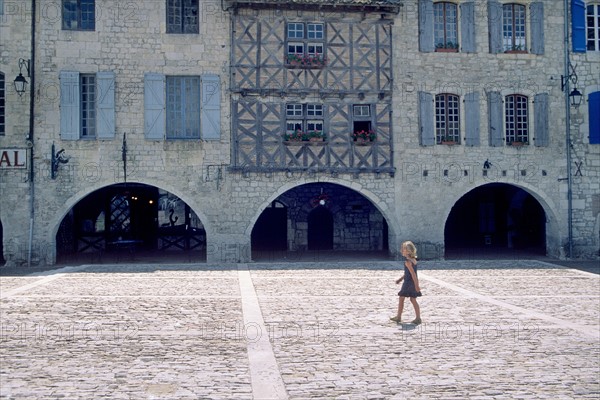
[{"left": 398, "top": 260, "right": 422, "bottom": 298}]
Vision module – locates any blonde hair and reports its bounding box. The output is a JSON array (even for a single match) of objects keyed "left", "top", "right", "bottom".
[{"left": 402, "top": 241, "right": 418, "bottom": 259}]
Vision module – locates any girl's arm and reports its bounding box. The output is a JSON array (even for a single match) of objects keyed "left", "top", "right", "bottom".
[
  {"left": 405, "top": 260, "right": 421, "bottom": 292},
  {"left": 395, "top": 275, "right": 404, "bottom": 284}
]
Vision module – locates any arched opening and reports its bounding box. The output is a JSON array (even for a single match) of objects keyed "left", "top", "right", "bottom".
[
  {"left": 445, "top": 183, "right": 546, "bottom": 257},
  {"left": 56, "top": 183, "right": 206, "bottom": 264},
  {"left": 251, "top": 182, "right": 389, "bottom": 260},
  {"left": 308, "top": 206, "right": 333, "bottom": 250}
]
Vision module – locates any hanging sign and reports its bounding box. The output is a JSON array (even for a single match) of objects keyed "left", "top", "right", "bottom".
[{"left": 0, "top": 149, "right": 27, "bottom": 169}]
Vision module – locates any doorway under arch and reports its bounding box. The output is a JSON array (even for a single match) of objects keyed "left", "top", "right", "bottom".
[
  {"left": 308, "top": 206, "right": 334, "bottom": 250},
  {"left": 56, "top": 183, "right": 207, "bottom": 264},
  {"left": 445, "top": 183, "right": 546, "bottom": 257}
]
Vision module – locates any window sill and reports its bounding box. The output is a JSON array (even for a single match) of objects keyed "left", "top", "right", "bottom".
[
  {"left": 435, "top": 48, "right": 459, "bottom": 53},
  {"left": 439, "top": 141, "right": 459, "bottom": 145},
  {"left": 283, "top": 140, "right": 327, "bottom": 146},
  {"left": 285, "top": 63, "right": 326, "bottom": 69},
  {"left": 504, "top": 50, "right": 528, "bottom": 54}
]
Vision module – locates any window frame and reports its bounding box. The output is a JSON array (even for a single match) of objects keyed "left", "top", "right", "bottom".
[
  {"left": 502, "top": 3, "right": 527, "bottom": 52},
  {"left": 505, "top": 94, "right": 529, "bottom": 144},
  {"left": 285, "top": 22, "right": 326, "bottom": 66},
  {"left": 434, "top": 2, "right": 459, "bottom": 51},
  {"left": 62, "top": 0, "right": 95, "bottom": 31},
  {"left": 285, "top": 103, "right": 324, "bottom": 134},
  {"left": 435, "top": 93, "right": 461, "bottom": 144},
  {"left": 0, "top": 72, "right": 4, "bottom": 136},
  {"left": 166, "top": 76, "right": 201, "bottom": 139},
  {"left": 80, "top": 74, "right": 96, "bottom": 139},
  {"left": 166, "top": 0, "right": 199, "bottom": 34},
  {"left": 587, "top": 3, "right": 600, "bottom": 51}
]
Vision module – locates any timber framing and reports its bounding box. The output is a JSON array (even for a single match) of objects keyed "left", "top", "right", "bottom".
[{"left": 229, "top": 1, "right": 397, "bottom": 175}]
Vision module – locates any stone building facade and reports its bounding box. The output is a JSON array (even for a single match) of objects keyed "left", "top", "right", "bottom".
[{"left": 0, "top": 0, "right": 598, "bottom": 268}]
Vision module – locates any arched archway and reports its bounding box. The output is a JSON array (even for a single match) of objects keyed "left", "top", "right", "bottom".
[
  {"left": 445, "top": 183, "right": 546, "bottom": 257},
  {"left": 251, "top": 200, "right": 288, "bottom": 251},
  {"left": 56, "top": 183, "right": 207, "bottom": 264},
  {"left": 251, "top": 182, "right": 389, "bottom": 260}
]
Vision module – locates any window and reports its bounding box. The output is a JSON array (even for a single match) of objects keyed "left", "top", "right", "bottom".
[
  {"left": 352, "top": 104, "right": 373, "bottom": 133},
  {"left": 505, "top": 94, "right": 529, "bottom": 144},
  {"left": 502, "top": 3, "right": 526, "bottom": 52},
  {"left": 286, "top": 104, "right": 323, "bottom": 134},
  {"left": 434, "top": 2, "right": 458, "bottom": 50},
  {"left": 286, "top": 22, "right": 326, "bottom": 66},
  {"left": 60, "top": 71, "right": 115, "bottom": 140},
  {"left": 166, "top": 76, "right": 201, "bottom": 139},
  {"left": 435, "top": 94, "right": 460, "bottom": 143},
  {"left": 80, "top": 74, "right": 96, "bottom": 138},
  {"left": 0, "top": 72, "right": 4, "bottom": 136},
  {"left": 167, "top": 0, "right": 199, "bottom": 34},
  {"left": 588, "top": 3, "right": 600, "bottom": 51},
  {"left": 62, "top": 0, "right": 95, "bottom": 31}
]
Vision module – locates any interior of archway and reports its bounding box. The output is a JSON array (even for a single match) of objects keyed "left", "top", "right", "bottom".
[
  {"left": 445, "top": 183, "right": 546, "bottom": 258},
  {"left": 56, "top": 183, "right": 206, "bottom": 264},
  {"left": 251, "top": 182, "right": 389, "bottom": 261}
]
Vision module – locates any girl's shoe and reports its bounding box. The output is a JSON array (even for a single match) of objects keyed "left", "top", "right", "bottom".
[
  {"left": 411, "top": 318, "right": 422, "bottom": 325},
  {"left": 390, "top": 316, "right": 401, "bottom": 322}
]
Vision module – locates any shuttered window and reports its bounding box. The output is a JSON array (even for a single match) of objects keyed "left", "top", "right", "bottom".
[
  {"left": 145, "top": 74, "right": 221, "bottom": 140},
  {"left": 167, "top": 0, "right": 199, "bottom": 34},
  {"left": 60, "top": 71, "right": 115, "bottom": 140}
]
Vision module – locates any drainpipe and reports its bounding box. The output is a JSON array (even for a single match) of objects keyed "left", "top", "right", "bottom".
[
  {"left": 563, "top": 0, "right": 573, "bottom": 259},
  {"left": 27, "top": 0, "right": 36, "bottom": 267}
]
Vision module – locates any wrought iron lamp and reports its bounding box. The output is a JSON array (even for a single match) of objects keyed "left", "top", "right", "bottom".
[
  {"left": 561, "top": 63, "right": 583, "bottom": 108},
  {"left": 13, "top": 59, "right": 31, "bottom": 96}
]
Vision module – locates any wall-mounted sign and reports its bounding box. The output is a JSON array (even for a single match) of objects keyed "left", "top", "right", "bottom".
[{"left": 0, "top": 149, "right": 27, "bottom": 169}]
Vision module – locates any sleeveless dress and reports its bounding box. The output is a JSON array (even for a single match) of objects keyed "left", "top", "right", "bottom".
[{"left": 398, "top": 260, "right": 422, "bottom": 298}]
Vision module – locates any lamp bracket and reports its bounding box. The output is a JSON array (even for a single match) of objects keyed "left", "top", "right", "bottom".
[
  {"left": 18, "top": 58, "right": 31, "bottom": 78},
  {"left": 51, "top": 143, "right": 70, "bottom": 180},
  {"left": 561, "top": 62, "right": 578, "bottom": 92}
]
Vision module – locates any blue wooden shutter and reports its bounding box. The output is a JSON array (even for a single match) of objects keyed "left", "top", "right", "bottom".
[
  {"left": 96, "top": 71, "right": 115, "bottom": 139},
  {"left": 488, "top": 0, "right": 503, "bottom": 54},
  {"left": 534, "top": 93, "right": 549, "bottom": 147},
  {"left": 572, "top": 0, "right": 587, "bottom": 53},
  {"left": 530, "top": 2, "right": 544, "bottom": 55},
  {"left": 201, "top": 74, "right": 221, "bottom": 140},
  {"left": 419, "top": 0, "right": 434, "bottom": 53},
  {"left": 144, "top": 73, "right": 165, "bottom": 140},
  {"left": 418, "top": 91, "right": 435, "bottom": 146},
  {"left": 461, "top": 2, "right": 476, "bottom": 53},
  {"left": 465, "top": 92, "right": 480, "bottom": 146},
  {"left": 487, "top": 91, "right": 504, "bottom": 147},
  {"left": 59, "top": 71, "right": 80, "bottom": 141},
  {"left": 589, "top": 92, "right": 600, "bottom": 144}
]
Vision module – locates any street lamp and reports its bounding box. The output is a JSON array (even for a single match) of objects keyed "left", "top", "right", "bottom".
[{"left": 13, "top": 59, "right": 31, "bottom": 96}]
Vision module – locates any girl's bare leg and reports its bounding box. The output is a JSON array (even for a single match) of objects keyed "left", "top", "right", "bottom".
[
  {"left": 410, "top": 297, "right": 421, "bottom": 320},
  {"left": 397, "top": 297, "right": 405, "bottom": 319}
]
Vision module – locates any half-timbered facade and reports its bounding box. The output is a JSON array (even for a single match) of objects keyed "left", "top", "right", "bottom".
[{"left": 230, "top": 0, "right": 400, "bottom": 175}]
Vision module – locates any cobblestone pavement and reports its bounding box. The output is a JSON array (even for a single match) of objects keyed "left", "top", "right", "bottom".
[{"left": 0, "top": 260, "right": 598, "bottom": 399}]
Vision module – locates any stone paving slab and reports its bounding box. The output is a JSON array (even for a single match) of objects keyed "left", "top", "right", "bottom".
[{"left": 0, "top": 260, "right": 598, "bottom": 399}]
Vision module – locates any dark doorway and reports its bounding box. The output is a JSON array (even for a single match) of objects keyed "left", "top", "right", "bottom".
[
  {"left": 251, "top": 201, "right": 288, "bottom": 251},
  {"left": 308, "top": 206, "right": 334, "bottom": 250},
  {"left": 445, "top": 183, "right": 546, "bottom": 257}
]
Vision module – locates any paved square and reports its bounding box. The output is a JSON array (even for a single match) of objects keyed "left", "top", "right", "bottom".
[{"left": 1, "top": 260, "right": 598, "bottom": 399}]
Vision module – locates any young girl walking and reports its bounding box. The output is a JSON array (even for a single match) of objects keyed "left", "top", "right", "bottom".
[{"left": 390, "top": 241, "right": 422, "bottom": 324}]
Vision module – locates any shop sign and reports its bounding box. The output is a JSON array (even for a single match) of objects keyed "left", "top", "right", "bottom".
[{"left": 0, "top": 149, "right": 27, "bottom": 169}]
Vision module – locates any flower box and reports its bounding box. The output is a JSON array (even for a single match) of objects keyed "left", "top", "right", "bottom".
[
  {"left": 285, "top": 54, "right": 327, "bottom": 69},
  {"left": 352, "top": 129, "right": 377, "bottom": 143},
  {"left": 441, "top": 140, "right": 458, "bottom": 145},
  {"left": 509, "top": 141, "right": 528, "bottom": 147}
]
